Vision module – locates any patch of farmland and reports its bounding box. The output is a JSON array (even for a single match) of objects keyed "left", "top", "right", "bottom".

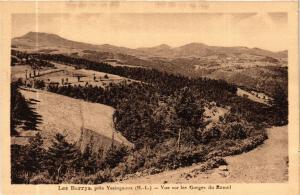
[
  {"left": 16, "top": 62, "right": 135, "bottom": 87},
  {"left": 42, "top": 62, "right": 123, "bottom": 79},
  {"left": 11, "top": 65, "right": 59, "bottom": 81},
  {"left": 14, "top": 88, "right": 133, "bottom": 152},
  {"left": 11, "top": 65, "right": 33, "bottom": 78},
  {"left": 105, "top": 61, "right": 148, "bottom": 69},
  {"left": 237, "top": 88, "right": 270, "bottom": 105},
  {"left": 11, "top": 65, "right": 52, "bottom": 80}
]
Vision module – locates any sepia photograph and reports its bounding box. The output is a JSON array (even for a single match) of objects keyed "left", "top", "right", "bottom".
[
  {"left": 0, "top": 0, "right": 298, "bottom": 194},
  {"left": 8, "top": 11, "right": 291, "bottom": 185}
]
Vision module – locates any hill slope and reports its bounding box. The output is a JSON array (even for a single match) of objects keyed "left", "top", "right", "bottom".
[{"left": 14, "top": 88, "right": 133, "bottom": 153}]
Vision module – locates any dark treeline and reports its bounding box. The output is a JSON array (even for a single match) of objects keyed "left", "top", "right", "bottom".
[
  {"left": 11, "top": 50, "right": 54, "bottom": 68},
  {"left": 11, "top": 81, "right": 42, "bottom": 135}
]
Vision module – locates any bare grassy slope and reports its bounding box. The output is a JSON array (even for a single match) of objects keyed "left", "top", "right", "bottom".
[
  {"left": 19, "top": 88, "right": 133, "bottom": 151},
  {"left": 122, "top": 126, "right": 288, "bottom": 183}
]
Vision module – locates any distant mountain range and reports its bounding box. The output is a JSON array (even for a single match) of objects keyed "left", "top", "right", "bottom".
[{"left": 12, "top": 32, "right": 287, "bottom": 59}]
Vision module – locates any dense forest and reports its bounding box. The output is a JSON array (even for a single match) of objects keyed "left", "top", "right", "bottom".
[{"left": 11, "top": 50, "right": 288, "bottom": 184}]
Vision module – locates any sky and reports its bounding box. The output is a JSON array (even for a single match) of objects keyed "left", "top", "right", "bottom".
[{"left": 12, "top": 12, "right": 288, "bottom": 51}]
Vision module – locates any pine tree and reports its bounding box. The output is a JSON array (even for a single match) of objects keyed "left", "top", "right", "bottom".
[
  {"left": 11, "top": 133, "right": 45, "bottom": 183},
  {"left": 11, "top": 144, "right": 26, "bottom": 183},
  {"left": 175, "top": 88, "right": 205, "bottom": 145},
  {"left": 176, "top": 87, "right": 205, "bottom": 129},
  {"left": 81, "top": 144, "right": 98, "bottom": 174},
  {"left": 271, "top": 85, "right": 288, "bottom": 125},
  {"left": 11, "top": 82, "right": 34, "bottom": 135},
  {"left": 23, "top": 133, "right": 45, "bottom": 172},
  {"left": 105, "top": 145, "right": 128, "bottom": 168},
  {"left": 46, "top": 133, "right": 81, "bottom": 182}
]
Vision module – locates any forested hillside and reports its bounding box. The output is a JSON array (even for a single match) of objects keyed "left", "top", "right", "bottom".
[{"left": 11, "top": 50, "right": 288, "bottom": 184}]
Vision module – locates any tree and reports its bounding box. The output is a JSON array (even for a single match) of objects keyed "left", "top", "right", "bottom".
[
  {"left": 176, "top": 88, "right": 205, "bottom": 128},
  {"left": 105, "top": 145, "right": 128, "bottom": 168},
  {"left": 11, "top": 133, "right": 45, "bottom": 183},
  {"left": 81, "top": 144, "right": 98, "bottom": 175},
  {"left": 175, "top": 88, "right": 205, "bottom": 145},
  {"left": 11, "top": 82, "right": 31, "bottom": 135},
  {"left": 46, "top": 133, "right": 81, "bottom": 182},
  {"left": 272, "top": 85, "right": 288, "bottom": 107},
  {"left": 22, "top": 133, "right": 46, "bottom": 172},
  {"left": 34, "top": 80, "right": 45, "bottom": 89},
  {"left": 11, "top": 144, "right": 26, "bottom": 183},
  {"left": 271, "top": 85, "right": 288, "bottom": 125}
]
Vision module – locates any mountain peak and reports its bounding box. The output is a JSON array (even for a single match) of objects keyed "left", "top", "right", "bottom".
[
  {"left": 101, "top": 44, "right": 117, "bottom": 48},
  {"left": 155, "top": 44, "right": 171, "bottom": 49},
  {"left": 138, "top": 44, "right": 172, "bottom": 50},
  {"left": 23, "top": 31, "right": 36, "bottom": 36},
  {"left": 16, "top": 32, "right": 64, "bottom": 41},
  {"left": 179, "top": 42, "right": 208, "bottom": 48}
]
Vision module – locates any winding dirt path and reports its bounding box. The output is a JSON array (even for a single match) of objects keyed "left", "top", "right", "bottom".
[{"left": 122, "top": 126, "right": 288, "bottom": 183}]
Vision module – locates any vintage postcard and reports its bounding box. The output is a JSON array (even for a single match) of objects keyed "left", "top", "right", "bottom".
[{"left": 0, "top": 1, "right": 299, "bottom": 195}]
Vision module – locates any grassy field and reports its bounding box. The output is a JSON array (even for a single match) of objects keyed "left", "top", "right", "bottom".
[
  {"left": 236, "top": 88, "right": 270, "bottom": 105},
  {"left": 12, "top": 88, "right": 133, "bottom": 153}
]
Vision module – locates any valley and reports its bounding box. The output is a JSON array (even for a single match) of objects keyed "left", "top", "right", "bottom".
[{"left": 10, "top": 32, "right": 288, "bottom": 184}]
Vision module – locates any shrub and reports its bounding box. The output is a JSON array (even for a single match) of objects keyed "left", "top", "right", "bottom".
[
  {"left": 81, "top": 144, "right": 99, "bottom": 175},
  {"left": 34, "top": 80, "right": 45, "bottom": 89},
  {"left": 122, "top": 152, "right": 145, "bottom": 174},
  {"left": 105, "top": 145, "right": 129, "bottom": 168},
  {"left": 190, "top": 157, "right": 227, "bottom": 176},
  {"left": 92, "top": 168, "right": 113, "bottom": 184},
  {"left": 201, "top": 126, "right": 221, "bottom": 144},
  {"left": 222, "top": 122, "right": 247, "bottom": 140},
  {"left": 29, "top": 172, "right": 52, "bottom": 184}
]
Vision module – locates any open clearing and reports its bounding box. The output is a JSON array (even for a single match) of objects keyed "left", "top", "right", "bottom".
[
  {"left": 237, "top": 88, "right": 271, "bottom": 105},
  {"left": 122, "top": 125, "right": 288, "bottom": 183},
  {"left": 11, "top": 63, "right": 133, "bottom": 88},
  {"left": 12, "top": 88, "right": 133, "bottom": 151}
]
